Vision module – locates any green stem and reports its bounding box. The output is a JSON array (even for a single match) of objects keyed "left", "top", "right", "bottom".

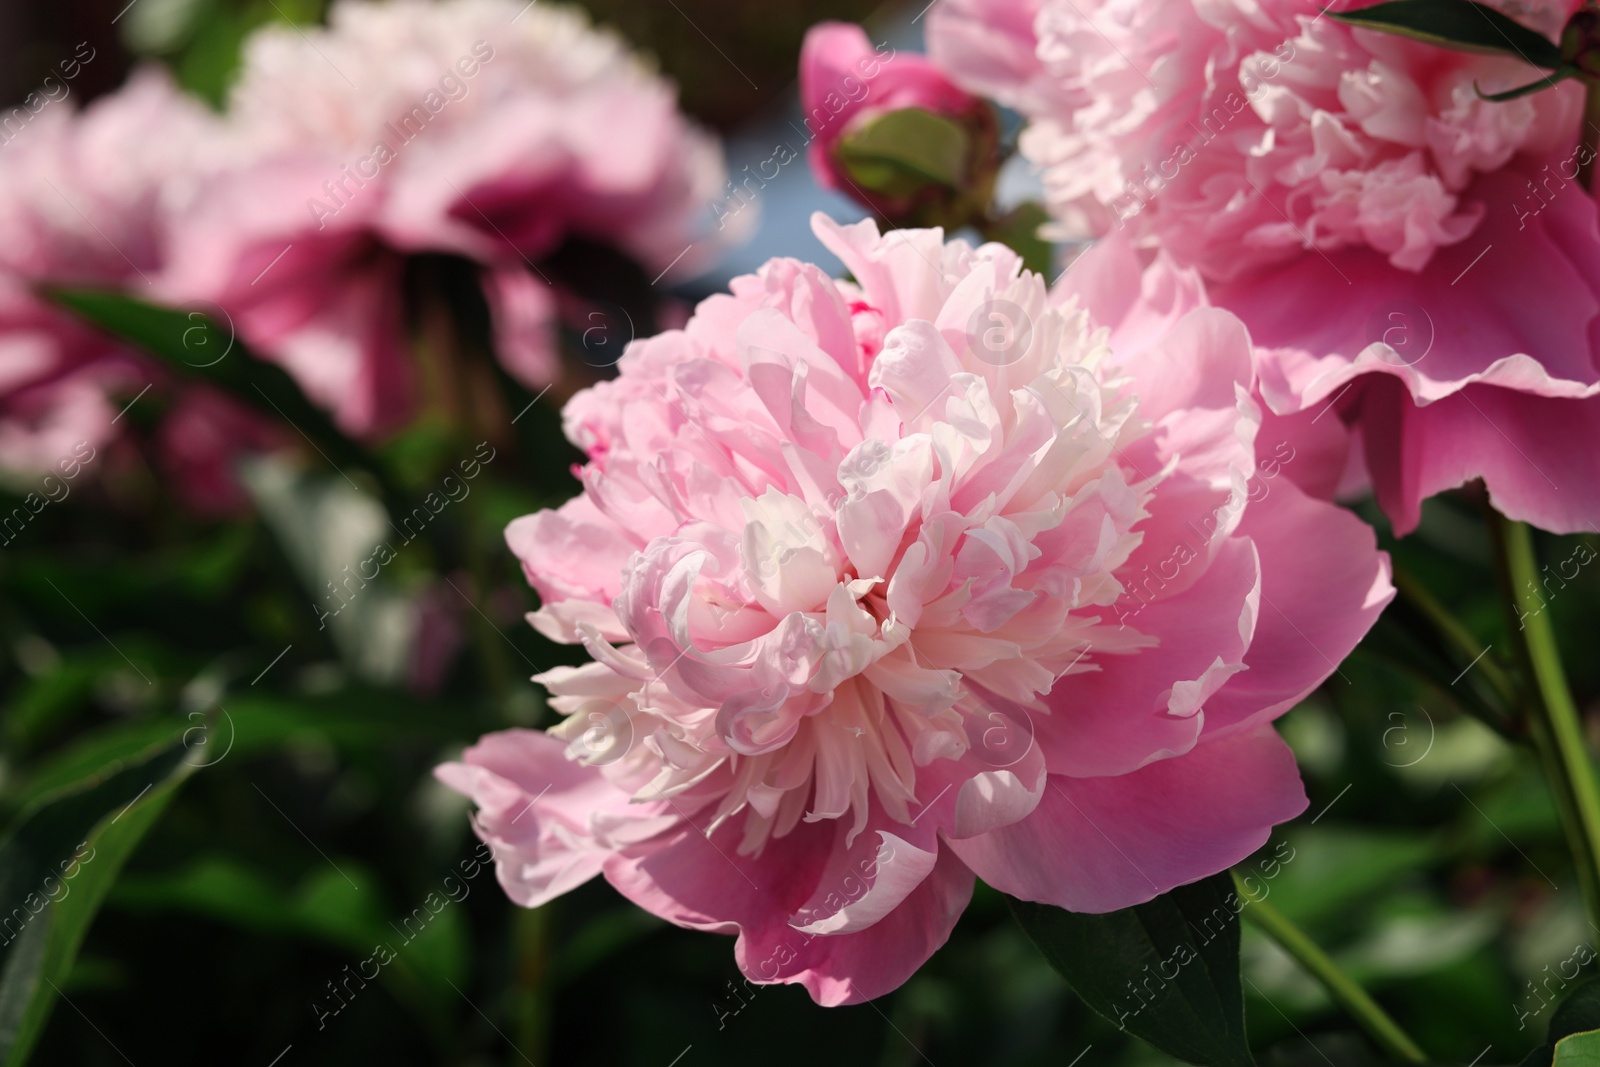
[
  {"left": 511, "top": 903, "right": 551, "bottom": 1065},
  {"left": 1234, "top": 873, "right": 1426, "bottom": 1063},
  {"left": 1493, "top": 516, "right": 1600, "bottom": 931},
  {"left": 1580, "top": 76, "right": 1600, "bottom": 190},
  {"left": 425, "top": 273, "right": 515, "bottom": 708},
  {"left": 460, "top": 463, "right": 514, "bottom": 705},
  {"left": 1392, "top": 567, "right": 1517, "bottom": 711}
]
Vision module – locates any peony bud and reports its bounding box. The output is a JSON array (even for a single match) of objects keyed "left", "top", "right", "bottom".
[{"left": 799, "top": 22, "right": 997, "bottom": 225}]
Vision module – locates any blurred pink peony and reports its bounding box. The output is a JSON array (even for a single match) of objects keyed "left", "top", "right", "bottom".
[
  {"left": 799, "top": 22, "right": 984, "bottom": 195},
  {"left": 0, "top": 69, "right": 218, "bottom": 478},
  {"left": 927, "top": 0, "right": 1600, "bottom": 534},
  {"left": 437, "top": 213, "right": 1392, "bottom": 1004},
  {"left": 163, "top": 0, "right": 738, "bottom": 437},
  {"left": 156, "top": 385, "right": 289, "bottom": 516}
]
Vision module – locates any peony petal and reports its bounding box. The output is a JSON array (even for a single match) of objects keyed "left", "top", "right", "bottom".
[
  {"left": 947, "top": 726, "right": 1306, "bottom": 912},
  {"left": 435, "top": 729, "right": 676, "bottom": 909},
  {"left": 1205, "top": 479, "right": 1394, "bottom": 735},
  {"left": 1036, "top": 537, "right": 1261, "bottom": 777}
]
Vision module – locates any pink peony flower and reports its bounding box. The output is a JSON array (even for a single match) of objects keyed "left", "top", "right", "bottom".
[
  {"left": 163, "top": 0, "right": 738, "bottom": 437},
  {"left": 799, "top": 22, "right": 985, "bottom": 195},
  {"left": 437, "top": 213, "right": 1393, "bottom": 1004},
  {"left": 0, "top": 69, "right": 217, "bottom": 477},
  {"left": 927, "top": 0, "right": 1600, "bottom": 534}
]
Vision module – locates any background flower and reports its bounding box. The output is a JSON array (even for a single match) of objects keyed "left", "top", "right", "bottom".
[
  {"left": 0, "top": 68, "right": 216, "bottom": 478},
  {"left": 162, "top": 0, "right": 742, "bottom": 437},
  {"left": 928, "top": 0, "right": 1600, "bottom": 534}
]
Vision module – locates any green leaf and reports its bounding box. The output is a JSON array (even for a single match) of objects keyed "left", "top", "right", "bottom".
[
  {"left": 1329, "top": 0, "right": 1564, "bottom": 69},
  {"left": 1260, "top": 1032, "right": 1382, "bottom": 1067},
  {"left": 10, "top": 689, "right": 461, "bottom": 811},
  {"left": 836, "top": 108, "right": 971, "bottom": 199},
  {"left": 43, "top": 288, "right": 383, "bottom": 495},
  {"left": 47, "top": 289, "right": 443, "bottom": 572},
  {"left": 0, "top": 740, "right": 193, "bottom": 1066},
  {"left": 111, "top": 859, "right": 383, "bottom": 953},
  {"left": 1554, "top": 982, "right": 1600, "bottom": 1034},
  {"left": 1008, "top": 873, "right": 1254, "bottom": 1067},
  {"left": 1477, "top": 67, "right": 1580, "bottom": 100},
  {"left": 110, "top": 858, "right": 458, "bottom": 1037},
  {"left": 1556, "top": 1032, "right": 1600, "bottom": 1067},
  {"left": 1256, "top": 829, "right": 1440, "bottom": 926},
  {"left": 1523, "top": 980, "right": 1600, "bottom": 1067}
]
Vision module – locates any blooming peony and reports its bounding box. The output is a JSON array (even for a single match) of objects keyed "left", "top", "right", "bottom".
[
  {"left": 928, "top": 0, "right": 1600, "bottom": 534},
  {"left": 163, "top": 0, "right": 738, "bottom": 437},
  {"left": 437, "top": 213, "right": 1393, "bottom": 1004}
]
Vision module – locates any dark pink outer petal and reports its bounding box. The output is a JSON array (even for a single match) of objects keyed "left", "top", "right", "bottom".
[
  {"left": 158, "top": 158, "right": 416, "bottom": 437},
  {"left": 1255, "top": 403, "right": 1356, "bottom": 503},
  {"left": 481, "top": 264, "right": 558, "bottom": 391},
  {"left": 1056, "top": 232, "right": 1354, "bottom": 503},
  {"left": 780, "top": 849, "right": 974, "bottom": 1006},
  {"left": 1204, "top": 479, "right": 1394, "bottom": 737},
  {"left": 945, "top": 725, "right": 1306, "bottom": 912},
  {"left": 1361, "top": 373, "right": 1600, "bottom": 536},
  {"left": 603, "top": 803, "right": 975, "bottom": 1006},
  {"left": 1226, "top": 161, "right": 1600, "bottom": 534},
  {"left": 0, "top": 280, "right": 141, "bottom": 472},
  {"left": 156, "top": 386, "right": 286, "bottom": 516},
  {"left": 1239, "top": 163, "right": 1600, "bottom": 403}
]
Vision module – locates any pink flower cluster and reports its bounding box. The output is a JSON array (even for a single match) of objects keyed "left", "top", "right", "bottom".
[
  {"left": 0, "top": 0, "right": 738, "bottom": 503},
  {"left": 159, "top": 0, "right": 737, "bottom": 438},
  {"left": 931, "top": 0, "right": 1583, "bottom": 277},
  {"left": 0, "top": 67, "right": 274, "bottom": 513},
  {"left": 439, "top": 214, "right": 1393, "bottom": 1004},
  {"left": 928, "top": 0, "right": 1600, "bottom": 535}
]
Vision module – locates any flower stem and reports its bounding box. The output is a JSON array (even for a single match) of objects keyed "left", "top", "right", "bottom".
[
  {"left": 1392, "top": 567, "right": 1517, "bottom": 712},
  {"left": 1580, "top": 75, "right": 1600, "bottom": 190},
  {"left": 1233, "top": 872, "right": 1426, "bottom": 1063},
  {"left": 1491, "top": 515, "right": 1600, "bottom": 931}
]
